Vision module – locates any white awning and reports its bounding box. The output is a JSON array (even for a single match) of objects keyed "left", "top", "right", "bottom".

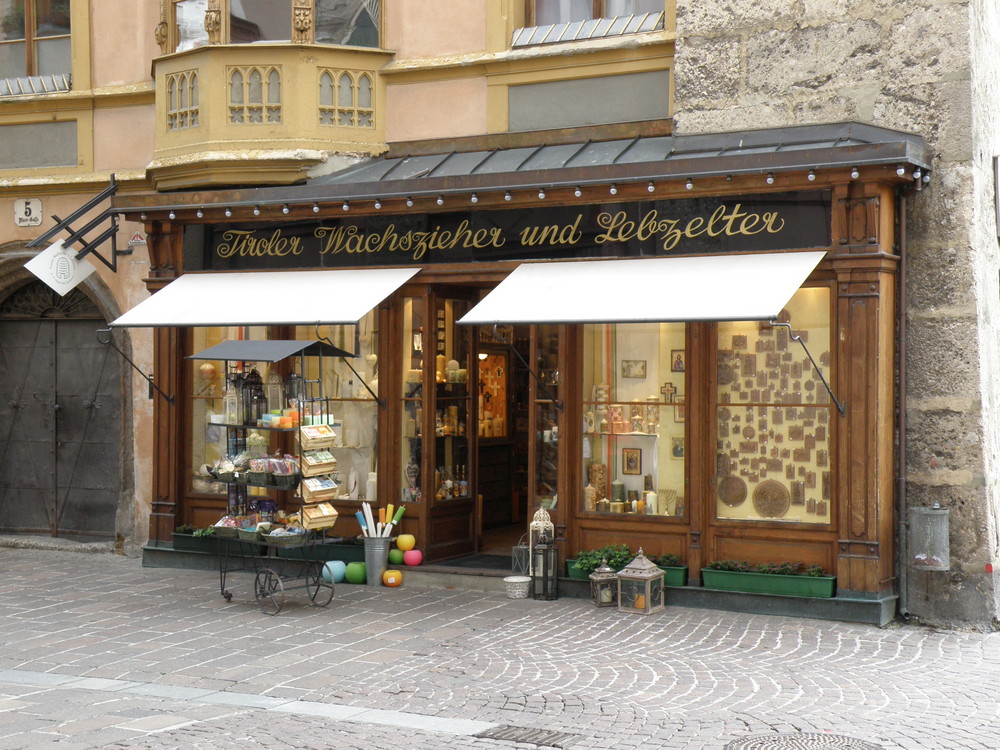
[
  {"left": 110, "top": 268, "right": 419, "bottom": 327},
  {"left": 458, "top": 251, "right": 826, "bottom": 325}
]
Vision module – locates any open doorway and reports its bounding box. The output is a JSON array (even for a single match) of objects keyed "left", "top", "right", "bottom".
[{"left": 475, "top": 327, "right": 531, "bottom": 560}]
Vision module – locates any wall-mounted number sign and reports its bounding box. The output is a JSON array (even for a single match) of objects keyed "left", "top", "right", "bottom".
[{"left": 14, "top": 198, "right": 42, "bottom": 227}]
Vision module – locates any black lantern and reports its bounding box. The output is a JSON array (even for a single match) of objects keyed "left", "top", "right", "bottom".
[
  {"left": 589, "top": 558, "right": 618, "bottom": 607},
  {"left": 531, "top": 536, "right": 559, "bottom": 600},
  {"left": 241, "top": 367, "right": 265, "bottom": 426}
]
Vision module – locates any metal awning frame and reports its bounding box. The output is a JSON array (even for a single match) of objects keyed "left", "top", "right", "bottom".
[{"left": 111, "top": 122, "right": 933, "bottom": 219}]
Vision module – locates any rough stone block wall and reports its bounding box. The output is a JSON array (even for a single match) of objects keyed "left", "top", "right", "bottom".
[{"left": 673, "top": 0, "right": 1000, "bottom": 628}]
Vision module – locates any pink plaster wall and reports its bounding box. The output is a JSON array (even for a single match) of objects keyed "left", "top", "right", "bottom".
[
  {"left": 93, "top": 107, "right": 156, "bottom": 172},
  {"left": 384, "top": 0, "right": 488, "bottom": 58},
  {"left": 89, "top": 1, "right": 159, "bottom": 87},
  {"left": 386, "top": 78, "right": 488, "bottom": 142}
]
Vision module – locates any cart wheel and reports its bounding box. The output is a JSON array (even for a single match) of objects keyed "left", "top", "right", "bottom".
[
  {"left": 307, "top": 570, "right": 335, "bottom": 607},
  {"left": 223, "top": 590, "right": 233, "bottom": 602},
  {"left": 254, "top": 569, "right": 284, "bottom": 615}
]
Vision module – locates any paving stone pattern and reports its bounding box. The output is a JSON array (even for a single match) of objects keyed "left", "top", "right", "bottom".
[{"left": 0, "top": 548, "right": 998, "bottom": 749}]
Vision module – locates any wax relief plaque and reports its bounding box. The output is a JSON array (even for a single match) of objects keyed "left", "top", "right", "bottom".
[
  {"left": 805, "top": 471, "right": 816, "bottom": 489},
  {"left": 767, "top": 458, "right": 783, "bottom": 473},
  {"left": 732, "top": 334, "right": 748, "bottom": 350},
  {"left": 766, "top": 352, "right": 781, "bottom": 369},
  {"left": 792, "top": 480, "right": 805, "bottom": 505},
  {"left": 822, "top": 471, "right": 830, "bottom": 499},
  {"left": 789, "top": 425, "right": 804, "bottom": 442},
  {"left": 816, "top": 449, "right": 828, "bottom": 467},
  {"left": 816, "top": 426, "right": 826, "bottom": 441},
  {"left": 804, "top": 434, "right": 816, "bottom": 450},
  {"left": 786, "top": 464, "right": 796, "bottom": 480},
  {"left": 816, "top": 500, "right": 828, "bottom": 516},
  {"left": 806, "top": 498, "right": 816, "bottom": 513},
  {"left": 742, "top": 354, "right": 757, "bottom": 378},
  {"left": 793, "top": 448, "right": 810, "bottom": 463},
  {"left": 753, "top": 480, "right": 790, "bottom": 518}
]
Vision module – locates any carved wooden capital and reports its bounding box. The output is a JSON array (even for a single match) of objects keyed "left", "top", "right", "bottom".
[{"left": 205, "top": 0, "right": 222, "bottom": 44}]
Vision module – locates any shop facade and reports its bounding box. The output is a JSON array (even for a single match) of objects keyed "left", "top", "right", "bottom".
[{"left": 111, "top": 121, "right": 930, "bottom": 622}]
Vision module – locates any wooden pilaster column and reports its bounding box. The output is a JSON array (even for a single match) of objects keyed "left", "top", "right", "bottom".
[
  {"left": 830, "top": 181, "right": 899, "bottom": 595},
  {"left": 143, "top": 221, "right": 185, "bottom": 544}
]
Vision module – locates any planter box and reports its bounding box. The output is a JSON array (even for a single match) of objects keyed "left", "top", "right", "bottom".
[
  {"left": 277, "top": 540, "right": 366, "bottom": 563},
  {"left": 565, "top": 559, "right": 590, "bottom": 580},
  {"left": 701, "top": 568, "right": 836, "bottom": 598},
  {"left": 658, "top": 565, "right": 689, "bottom": 587}
]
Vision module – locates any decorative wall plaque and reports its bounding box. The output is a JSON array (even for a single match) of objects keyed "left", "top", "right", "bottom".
[{"left": 753, "top": 480, "right": 791, "bottom": 518}]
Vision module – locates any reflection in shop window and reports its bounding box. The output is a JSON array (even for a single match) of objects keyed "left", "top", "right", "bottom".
[
  {"left": 532, "top": 0, "right": 662, "bottom": 25},
  {"left": 581, "top": 322, "right": 686, "bottom": 517},
  {"left": 715, "top": 286, "right": 832, "bottom": 524}
]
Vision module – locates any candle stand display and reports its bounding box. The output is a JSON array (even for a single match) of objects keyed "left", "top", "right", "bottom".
[{"left": 192, "top": 340, "right": 348, "bottom": 614}]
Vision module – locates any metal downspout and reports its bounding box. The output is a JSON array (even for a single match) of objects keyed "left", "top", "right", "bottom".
[{"left": 897, "top": 194, "right": 910, "bottom": 618}]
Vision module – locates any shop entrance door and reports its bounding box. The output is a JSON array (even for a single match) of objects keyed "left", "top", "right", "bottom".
[{"left": 0, "top": 282, "right": 121, "bottom": 540}]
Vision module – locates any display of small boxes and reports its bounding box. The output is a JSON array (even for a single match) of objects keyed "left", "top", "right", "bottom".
[
  {"left": 299, "top": 423, "right": 338, "bottom": 450},
  {"left": 301, "top": 474, "right": 339, "bottom": 502},
  {"left": 301, "top": 502, "right": 339, "bottom": 530},
  {"left": 301, "top": 449, "right": 338, "bottom": 477}
]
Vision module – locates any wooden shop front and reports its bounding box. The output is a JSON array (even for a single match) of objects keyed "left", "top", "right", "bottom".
[{"left": 112, "top": 122, "right": 930, "bottom": 606}]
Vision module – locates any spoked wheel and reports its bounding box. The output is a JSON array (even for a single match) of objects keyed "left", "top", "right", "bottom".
[
  {"left": 254, "top": 568, "right": 284, "bottom": 615},
  {"left": 306, "top": 568, "right": 335, "bottom": 607}
]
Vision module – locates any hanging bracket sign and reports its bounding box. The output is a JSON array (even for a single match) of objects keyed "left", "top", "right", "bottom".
[{"left": 24, "top": 239, "right": 97, "bottom": 296}]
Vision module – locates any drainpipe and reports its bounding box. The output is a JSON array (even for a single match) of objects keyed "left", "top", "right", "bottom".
[{"left": 897, "top": 193, "right": 910, "bottom": 618}]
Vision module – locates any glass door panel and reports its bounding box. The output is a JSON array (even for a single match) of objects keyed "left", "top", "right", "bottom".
[
  {"left": 430, "top": 296, "right": 471, "bottom": 502},
  {"left": 399, "top": 296, "right": 425, "bottom": 504}
]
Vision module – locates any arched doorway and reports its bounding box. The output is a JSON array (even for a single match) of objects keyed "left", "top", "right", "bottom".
[{"left": 0, "top": 281, "right": 122, "bottom": 540}]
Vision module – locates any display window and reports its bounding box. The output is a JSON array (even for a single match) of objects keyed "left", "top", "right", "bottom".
[
  {"left": 189, "top": 325, "right": 269, "bottom": 497},
  {"left": 714, "top": 286, "right": 832, "bottom": 524},
  {"left": 580, "top": 322, "right": 686, "bottom": 517},
  {"left": 533, "top": 325, "right": 561, "bottom": 511}
]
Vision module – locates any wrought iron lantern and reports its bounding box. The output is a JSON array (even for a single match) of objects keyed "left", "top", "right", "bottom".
[
  {"left": 241, "top": 367, "right": 265, "bottom": 426},
  {"left": 512, "top": 533, "right": 531, "bottom": 576},
  {"left": 616, "top": 548, "right": 665, "bottom": 615},
  {"left": 531, "top": 537, "right": 559, "bottom": 601},
  {"left": 589, "top": 558, "right": 618, "bottom": 607}
]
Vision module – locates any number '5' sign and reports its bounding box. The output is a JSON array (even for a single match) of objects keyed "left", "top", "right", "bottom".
[{"left": 14, "top": 198, "right": 42, "bottom": 228}]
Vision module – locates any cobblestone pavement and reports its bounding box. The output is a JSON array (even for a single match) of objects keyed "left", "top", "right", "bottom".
[{"left": 0, "top": 547, "right": 998, "bottom": 750}]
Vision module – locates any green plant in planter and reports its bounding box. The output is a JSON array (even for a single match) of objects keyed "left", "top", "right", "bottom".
[
  {"left": 574, "top": 543, "right": 632, "bottom": 575},
  {"left": 175, "top": 524, "right": 197, "bottom": 535},
  {"left": 702, "top": 559, "right": 835, "bottom": 598},
  {"left": 192, "top": 527, "right": 217, "bottom": 538},
  {"left": 648, "top": 553, "right": 682, "bottom": 568}
]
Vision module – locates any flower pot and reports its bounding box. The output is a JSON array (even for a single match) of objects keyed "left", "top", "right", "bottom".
[
  {"left": 701, "top": 568, "right": 836, "bottom": 598},
  {"left": 565, "top": 559, "right": 590, "bottom": 580},
  {"left": 658, "top": 565, "right": 689, "bottom": 587}
]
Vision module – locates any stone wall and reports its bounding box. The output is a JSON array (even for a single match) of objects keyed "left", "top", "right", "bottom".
[{"left": 673, "top": 0, "right": 1000, "bottom": 628}]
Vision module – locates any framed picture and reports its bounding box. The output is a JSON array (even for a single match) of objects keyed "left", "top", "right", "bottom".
[
  {"left": 621, "top": 359, "right": 646, "bottom": 379},
  {"left": 670, "top": 350, "right": 685, "bottom": 372},
  {"left": 622, "top": 448, "right": 641, "bottom": 475},
  {"left": 670, "top": 436, "right": 685, "bottom": 460},
  {"left": 673, "top": 395, "right": 685, "bottom": 423}
]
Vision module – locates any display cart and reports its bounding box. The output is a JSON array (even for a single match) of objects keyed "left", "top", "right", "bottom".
[{"left": 189, "top": 339, "right": 349, "bottom": 615}]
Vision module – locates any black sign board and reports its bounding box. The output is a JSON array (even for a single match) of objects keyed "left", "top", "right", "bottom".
[{"left": 184, "top": 191, "right": 831, "bottom": 271}]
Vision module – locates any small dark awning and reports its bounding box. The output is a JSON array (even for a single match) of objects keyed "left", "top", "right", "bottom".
[{"left": 187, "top": 340, "right": 354, "bottom": 361}]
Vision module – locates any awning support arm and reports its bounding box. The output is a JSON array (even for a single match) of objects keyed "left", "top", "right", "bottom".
[
  {"left": 96, "top": 328, "right": 175, "bottom": 405},
  {"left": 501, "top": 325, "right": 563, "bottom": 412},
  {"left": 314, "top": 326, "right": 385, "bottom": 409},
  {"left": 768, "top": 319, "right": 845, "bottom": 416}
]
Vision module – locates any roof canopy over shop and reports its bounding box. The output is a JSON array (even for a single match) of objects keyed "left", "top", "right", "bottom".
[{"left": 111, "top": 121, "right": 932, "bottom": 219}]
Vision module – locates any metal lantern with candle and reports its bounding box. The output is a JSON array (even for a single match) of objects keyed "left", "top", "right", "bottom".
[
  {"left": 616, "top": 548, "right": 665, "bottom": 614},
  {"left": 531, "top": 534, "right": 559, "bottom": 600},
  {"left": 528, "top": 507, "right": 554, "bottom": 573},
  {"left": 589, "top": 558, "right": 618, "bottom": 607}
]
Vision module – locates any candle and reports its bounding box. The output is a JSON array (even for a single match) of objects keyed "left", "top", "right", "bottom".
[
  {"left": 634, "top": 594, "right": 646, "bottom": 610},
  {"left": 600, "top": 588, "right": 614, "bottom": 603}
]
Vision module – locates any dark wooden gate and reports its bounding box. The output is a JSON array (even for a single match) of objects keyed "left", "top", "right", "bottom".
[{"left": 0, "top": 282, "right": 121, "bottom": 540}]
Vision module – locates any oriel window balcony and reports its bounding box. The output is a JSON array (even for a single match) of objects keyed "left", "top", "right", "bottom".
[{"left": 150, "top": 1, "right": 390, "bottom": 190}]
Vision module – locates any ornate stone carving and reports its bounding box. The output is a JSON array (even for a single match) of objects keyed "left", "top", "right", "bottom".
[
  {"left": 155, "top": 21, "right": 169, "bottom": 53},
  {"left": 293, "top": 4, "right": 313, "bottom": 44},
  {"left": 205, "top": 0, "right": 222, "bottom": 44}
]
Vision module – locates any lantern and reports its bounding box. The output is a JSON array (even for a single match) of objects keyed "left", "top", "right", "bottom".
[
  {"left": 616, "top": 548, "right": 665, "bottom": 614},
  {"left": 528, "top": 507, "right": 554, "bottom": 574},
  {"left": 531, "top": 539, "right": 559, "bottom": 601},
  {"left": 511, "top": 533, "right": 530, "bottom": 576},
  {"left": 589, "top": 558, "right": 618, "bottom": 607}
]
